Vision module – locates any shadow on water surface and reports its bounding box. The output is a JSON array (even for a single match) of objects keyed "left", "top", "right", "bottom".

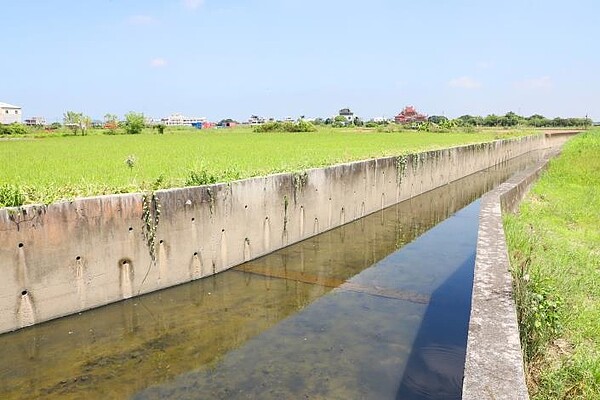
[
  {"left": 395, "top": 253, "right": 476, "bottom": 400},
  {"left": 0, "top": 150, "right": 549, "bottom": 400}
]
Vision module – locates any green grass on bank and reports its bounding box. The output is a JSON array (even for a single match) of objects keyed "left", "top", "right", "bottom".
[
  {"left": 505, "top": 128, "right": 600, "bottom": 399},
  {"left": 0, "top": 126, "right": 535, "bottom": 207}
]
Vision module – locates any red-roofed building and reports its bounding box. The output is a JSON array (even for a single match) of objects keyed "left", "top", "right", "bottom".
[{"left": 394, "top": 106, "right": 427, "bottom": 124}]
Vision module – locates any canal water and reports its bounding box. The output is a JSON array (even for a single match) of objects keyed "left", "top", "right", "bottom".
[{"left": 0, "top": 152, "right": 546, "bottom": 400}]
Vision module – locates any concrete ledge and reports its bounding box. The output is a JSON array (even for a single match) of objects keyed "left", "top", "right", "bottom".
[{"left": 462, "top": 150, "right": 561, "bottom": 400}]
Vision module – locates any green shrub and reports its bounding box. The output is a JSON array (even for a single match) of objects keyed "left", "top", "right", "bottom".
[
  {"left": 0, "top": 184, "right": 25, "bottom": 207},
  {"left": 254, "top": 120, "right": 317, "bottom": 133},
  {"left": 124, "top": 112, "right": 145, "bottom": 135},
  {"left": 185, "top": 169, "right": 218, "bottom": 186},
  {"left": 0, "top": 124, "right": 29, "bottom": 136}
]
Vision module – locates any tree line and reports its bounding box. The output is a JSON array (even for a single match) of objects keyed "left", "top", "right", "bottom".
[{"left": 439, "top": 112, "right": 592, "bottom": 128}]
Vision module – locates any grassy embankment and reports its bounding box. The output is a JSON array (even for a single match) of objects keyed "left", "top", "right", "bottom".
[
  {"left": 505, "top": 128, "right": 600, "bottom": 399},
  {"left": 0, "top": 125, "right": 536, "bottom": 207}
]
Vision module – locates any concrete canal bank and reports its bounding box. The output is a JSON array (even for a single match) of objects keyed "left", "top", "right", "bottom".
[
  {"left": 462, "top": 149, "right": 562, "bottom": 400},
  {"left": 0, "top": 133, "right": 573, "bottom": 335}
]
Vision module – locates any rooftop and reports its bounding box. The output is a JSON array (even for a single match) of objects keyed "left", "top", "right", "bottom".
[{"left": 0, "top": 102, "right": 21, "bottom": 109}]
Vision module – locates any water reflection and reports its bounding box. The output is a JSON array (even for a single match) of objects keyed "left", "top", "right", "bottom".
[{"left": 0, "top": 151, "right": 547, "bottom": 400}]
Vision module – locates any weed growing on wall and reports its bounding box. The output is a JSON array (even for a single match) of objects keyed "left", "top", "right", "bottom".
[
  {"left": 185, "top": 169, "right": 218, "bottom": 186},
  {"left": 0, "top": 184, "right": 25, "bottom": 208},
  {"left": 396, "top": 155, "right": 408, "bottom": 184},
  {"left": 141, "top": 192, "right": 161, "bottom": 262}
]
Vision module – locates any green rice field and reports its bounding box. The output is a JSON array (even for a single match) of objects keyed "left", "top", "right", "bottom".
[{"left": 0, "top": 126, "right": 535, "bottom": 207}]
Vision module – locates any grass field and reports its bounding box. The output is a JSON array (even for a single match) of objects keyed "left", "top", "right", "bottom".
[
  {"left": 505, "top": 128, "right": 600, "bottom": 399},
  {"left": 1, "top": 126, "right": 535, "bottom": 207}
]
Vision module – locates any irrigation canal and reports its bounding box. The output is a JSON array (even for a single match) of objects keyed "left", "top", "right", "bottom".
[{"left": 0, "top": 151, "right": 547, "bottom": 400}]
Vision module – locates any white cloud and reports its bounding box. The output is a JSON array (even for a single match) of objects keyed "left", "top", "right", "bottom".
[
  {"left": 448, "top": 76, "right": 482, "bottom": 89},
  {"left": 515, "top": 76, "right": 553, "bottom": 90},
  {"left": 150, "top": 58, "right": 167, "bottom": 68},
  {"left": 183, "top": 0, "right": 204, "bottom": 9},
  {"left": 128, "top": 15, "right": 156, "bottom": 25}
]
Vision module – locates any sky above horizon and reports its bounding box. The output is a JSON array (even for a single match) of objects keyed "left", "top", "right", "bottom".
[{"left": 1, "top": 0, "right": 598, "bottom": 122}]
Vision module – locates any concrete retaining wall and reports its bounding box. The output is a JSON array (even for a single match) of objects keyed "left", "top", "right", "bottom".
[
  {"left": 462, "top": 149, "right": 563, "bottom": 400},
  {"left": 0, "top": 134, "right": 568, "bottom": 334}
]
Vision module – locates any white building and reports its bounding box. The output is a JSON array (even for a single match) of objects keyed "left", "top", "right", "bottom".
[
  {"left": 248, "top": 115, "right": 266, "bottom": 125},
  {"left": 0, "top": 102, "right": 22, "bottom": 124},
  {"left": 24, "top": 116, "right": 46, "bottom": 126},
  {"left": 159, "top": 113, "right": 206, "bottom": 126},
  {"left": 338, "top": 108, "right": 354, "bottom": 122}
]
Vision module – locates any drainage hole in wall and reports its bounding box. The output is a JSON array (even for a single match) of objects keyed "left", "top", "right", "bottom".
[
  {"left": 76, "top": 256, "right": 81, "bottom": 261},
  {"left": 244, "top": 205, "right": 248, "bottom": 209},
  {"left": 222, "top": 229, "right": 225, "bottom": 232},
  {"left": 21, "top": 290, "right": 28, "bottom": 296},
  {"left": 122, "top": 260, "right": 128, "bottom": 266},
  {"left": 191, "top": 218, "right": 195, "bottom": 222},
  {"left": 18, "top": 243, "right": 24, "bottom": 248},
  {"left": 159, "top": 240, "right": 164, "bottom": 244},
  {"left": 128, "top": 227, "right": 133, "bottom": 232},
  {"left": 193, "top": 252, "right": 198, "bottom": 257}
]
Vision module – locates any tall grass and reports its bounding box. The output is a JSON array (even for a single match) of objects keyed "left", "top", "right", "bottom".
[{"left": 505, "top": 128, "right": 600, "bottom": 399}]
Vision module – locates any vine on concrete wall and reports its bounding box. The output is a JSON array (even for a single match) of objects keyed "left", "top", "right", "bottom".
[
  {"left": 396, "top": 155, "right": 408, "bottom": 184},
  {"left": 206, "top": 188, "right": 215, "bottom": 215},
  {"left": 7, "top": 206, "right": 45, "bottom": 232},
  {"left": 283, "top": 195, "right": 289, "bottom": 233},
  {"left": 141, "top": 192, "right": 161, "bottom": 262},
  {"left": 292, "top": 171, "right": 308, "bottom": 205}
]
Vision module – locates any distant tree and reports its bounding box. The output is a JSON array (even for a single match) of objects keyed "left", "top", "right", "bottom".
[
  {"left": 428, "top": 115, "right": 448, "bottom": 124},
  {"left": 528, "top": 114, "right": 546, "bottom": 120},
  {"left": 80, "top": 115, "right": 91, "bottom": 135},
  {"left": 49, "top": 122, "right": 62, "bottom": 130},
  {"left": 457, "top": 115, "right": 482, "bottom": 127},
  {"left": 500, "top": 111, "right": 521, "bottom": 127},
  {"left": 124, "top": 112, "right": 145, "bottom": 135},
  {"left": 103, "top": 113, "right": 119, "bottom": 133},
  {"left": 63, "top": 111, "right": 84, "bottom": 135},
  {"left": 324, "top": 118, "right": 333, "bottom": 125},
  {"left": 155, "top": 124, "right": 166, "bottom": 134},
  {"left": 483, "top": 114, "right": 500, "bottom": 127},
  {"left": 526, "top": 114, "right": 550, "bottom": 127},
  {"left": 353, "top": 116, "right": 363, "bottom": 126},
  {"left": 313, "top": 118, "right": 324, "bottom": 125}
]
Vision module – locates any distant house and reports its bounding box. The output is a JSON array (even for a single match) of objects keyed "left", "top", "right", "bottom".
[
  {"left": 217, "top": 119, "right": 238, "bottom": 128},
  {"left": 338, "top": 108, "right": 354, "bottom": 122},
  {"left": 160, "top": 113, "right": 206, "bottom": 126},
  {"left": 0, "top": 102, "right": 22, "bottom": 124},
  {"left": 24, "top": 116, "right": 46, "bottom": 126},
  {"left": 394, "top": 106, "right": 427, "bottom": 124},
  {"left": 248, "top": 115, "right": 266, "bottom": 125}
]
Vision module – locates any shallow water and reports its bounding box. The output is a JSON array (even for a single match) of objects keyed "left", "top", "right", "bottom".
[{"left": 0, "top": 152, "right": 546, "bottom": 400}]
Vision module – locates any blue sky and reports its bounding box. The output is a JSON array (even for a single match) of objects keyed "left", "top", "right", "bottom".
[{"left": 1, "top": 0, "right": 598, "bottom": 122}]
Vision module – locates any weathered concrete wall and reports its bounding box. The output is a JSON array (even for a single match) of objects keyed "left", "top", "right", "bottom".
[
  {"left": 462, "top": 147, "right": 565, "bottom": 400},
  {"left": 0, "top": 134, "right": 569, "bottom": 334}
]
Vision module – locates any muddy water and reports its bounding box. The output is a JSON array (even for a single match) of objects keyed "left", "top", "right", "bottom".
[{"left": 0, "top": 152, "right": 547, "bottom": 400}]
